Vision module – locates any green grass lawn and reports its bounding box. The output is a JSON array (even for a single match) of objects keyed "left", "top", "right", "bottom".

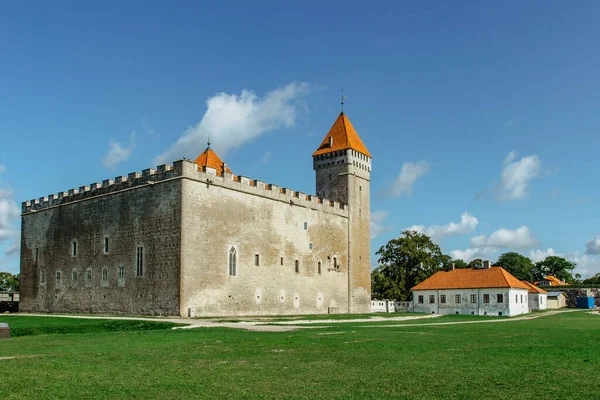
[{"left": 1, "top": 311, "right": 599, "bottom": 399}]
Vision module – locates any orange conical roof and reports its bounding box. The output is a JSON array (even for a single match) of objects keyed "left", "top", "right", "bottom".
[
  {"left": 312, "top": 112, "right": 371, "bottom": 157},
  {"left": 194, "top": 146, "right": 232, "bottom": 176}
]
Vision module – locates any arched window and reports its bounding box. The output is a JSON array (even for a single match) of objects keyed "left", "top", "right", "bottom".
[
  {"left": 102, "top": 268, "right": 108, "bottom": 280},
  {"left": 229, "top": 247, "right": 237, "bottom": 276},
  {"left": 72, "top": 270, "right": 78, "bottom": 281}
]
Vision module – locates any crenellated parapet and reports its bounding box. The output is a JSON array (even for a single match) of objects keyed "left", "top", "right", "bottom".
[{"left": 22, "top": 160, "right": 348, "bottom": 217}]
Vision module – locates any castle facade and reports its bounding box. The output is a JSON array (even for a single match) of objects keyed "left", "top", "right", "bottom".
[{"left": 19, "top": 112, "right": 372, "bottom": 316}]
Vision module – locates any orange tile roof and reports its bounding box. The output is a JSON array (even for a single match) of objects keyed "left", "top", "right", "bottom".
[
  {"left": 520, "top": 280, "right": 548, "bottom": 294},
  {"left": 193, "top": 147, "right": 232, "bottom": 176},
  {"left": 411, "top": 267, "right": 530, "bottom": 291},
  {"left": 312, "top": 112, "right": 371, "bottom": 157},
  {"left": 534, "top": 275, "right": 569, "bottom": 287}
]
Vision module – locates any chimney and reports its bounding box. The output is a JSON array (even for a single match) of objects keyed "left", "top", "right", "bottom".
[
  {"left": 483, "top": 260, "right": 490, "bottom": 269},
  {"left": 328, "top": 136, "right": 333, "bottom": 148}
]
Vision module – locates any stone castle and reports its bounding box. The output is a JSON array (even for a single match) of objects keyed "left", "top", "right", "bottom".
[{"left": 19, "top": 112, "right": 372, "bottom": 316}]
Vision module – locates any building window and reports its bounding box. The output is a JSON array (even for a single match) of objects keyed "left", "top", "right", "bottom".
[
  {"left": 333, "top": 257, "right": 338, "bottom": 269},
  {"left": 497, "top": 294, "right": 504, "bottom": 303},
  {"left": 429, "top": 295, "right": 435, "bottom": 304},
  {"left": 304, "top": 222, "right": 308, "bottom": 230},
  {"left": 118, "top": 266, "right": 125, "bottom": 279},
  {"left": 72, "top": 241, "right": 77, "bottom": 257},
  {"left": 40, "top": 270, "right": 45, "bottom": 283},
  {"left": 521, "top": 295, "right": 523, "bottom": 303},
  {"left": 56, "top": 271, "right": 61, "bottom": 283},
  {"left": 35, "top": 248, "right": 39, "bottom": 262},
  {"left": 280, "top": 257, "right": 284, "bottom": 266},
  {"left": 318, "top": 262, "right": 321, "bottom": 274},
  {"left": 470, "top": 294, "right": 476, "bottom": 303},
  {"left": 86, "top": 269, "right": 92, "bottom": 281},
  {"left": 418, "top": 295, "right": 424, "bottom": 304},
  {"left": 255, "top": 254, "right": 260, "bottom": 266},
  {"left": 136, "top": 246, "right": 144, "bottom": 276},
  {"left": 295, "top": 260, "right": 299, "bottom": 273},
  {"left": 228, "top": 247, "right": 237, "bottom": 276},
  {"left": 72, "top": 270, "right": 77, "bottom": 281},
  {"left": 455, "top": 294, "right": 461, "bottom": 303},
  {"left": 440, "top": 295, "right": 446, "bottom": 304},
  {"left": 483, "top": 294, "right": 490, "bottom": 303},
  {"left": 102, "top": 268, "right": 108, "bottom": 280},
  {"left": 515, "top": 294, "right": 518, "bottom": 303},
  {"left": 309, "top": 243, "right": 313, "bottom": 250},
  {"left": 104, "top": 237, "right": 109, "bottom": 254}
]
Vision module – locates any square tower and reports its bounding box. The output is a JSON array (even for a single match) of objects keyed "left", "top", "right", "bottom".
[{"left": 313, "top": 112, "right": 371, "bottom": 313}]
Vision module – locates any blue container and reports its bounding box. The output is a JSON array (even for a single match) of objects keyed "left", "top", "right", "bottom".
[{"left": 576, "top": 297, "right": 594, "bottom": 309}]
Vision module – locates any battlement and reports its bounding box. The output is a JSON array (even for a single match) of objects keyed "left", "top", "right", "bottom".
[{"left": 22, "top": 160, "right": 348, "bottom": 217}]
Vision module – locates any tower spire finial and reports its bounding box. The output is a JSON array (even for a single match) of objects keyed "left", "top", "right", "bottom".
[
  {"left": 207, "top": 132, "right": 211, "bottom": 149},
  {"left": 341, "top": 89, "right": 347, "bottom": 113}
]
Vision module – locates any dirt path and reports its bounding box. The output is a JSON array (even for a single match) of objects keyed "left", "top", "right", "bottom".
[{"left": 7, "top": 309, "right": 579, "bottom": 332}]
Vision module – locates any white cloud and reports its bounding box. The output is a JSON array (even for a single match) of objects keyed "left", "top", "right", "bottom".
[
  {"left": 449, "top": 247, "right": 497, "bottom": 263},
  {"left": 585, "top": 235, "right": 600, "bottom": 255},
  {"left": 407, "top": 212, "right": 478, "bottom": 242},
  {"left": 384, "top": 161, "right": 430, "bottom": 197},
  {"left": 154, "top": 82, "right": 311, "bottom": 165},
  {"left": 261, "top": 151, "right": 272, "bottom": 166},
  {"left": 371, "top": 211, "right": 392, "bottom": 239},
  {"left": 500, "top": 151, "right": 541, "bottom": 200},
  {"left": 0, "top": 190, "right": 19, "bottom": 242},
  {"left": 102, "top": 133, "right": 135, "bottom": 170},
  {"left": 4, "top": 241, "right": 19, "bottom": 256},
  {"left": 470, "top": 226, "right": 538, "bottom": 249}
]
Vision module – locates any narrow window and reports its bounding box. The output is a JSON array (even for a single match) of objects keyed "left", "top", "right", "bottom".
[
  {"left": 136, "top": 246, "right": 144, "bottom": 276},
  {"left": 520, "top": 295, "right": 523, "bottom": 303},
  {"left": 104, "top": 237, "right": 109, "bottom": 254},
  {"left": 40, "top": 270, "right": 45, "bottom": 283},
  {"left": 418, "top": 295, "right": 424, "bottom": 304},
  {"left": 102, "top": 268, "right": 108, "bottom": 280},
  {"left": 254, "top": 254, "right": 260, "bottom": 267},
  {"left": 309, "top": 243, "right": 313, "bottom": 250},
  {"left": 35, "top": 248, "right": 39, "bottom": 262},
  {"left": 455, "top": 294, "right": 461, "bottom": 303},
  {"left": 440, "top": 295, "right": 446, "bottom": 304},
  {"left": 497, "top": 294, "right": 504, "bottom": 303},
  {"left": 86, "top": 269, "right": 92, "bottom": 281},
  {"left": 228, "top": 247, "right": 237, "bottom": 276},
  {"left": 118, "top": 266, "right": 125, "bottom": 279},
  {"left": 72, "top": 270, "right": 77, "bottom": 281},
  {"left": 56, "top": 271, "right": 61, "bottom": 283},
  {"left": 429, "top": 295, "right": 435, "bottom": 304},
  {"left": 483, "top": 294, "right": 490, "bottom": 303},
  {"left": 470, "top": 294, "right": 476, "bottom": 303},
  {"left": 303, "top": 222, "right": 307, "bottom": 230},
  {"left": 515, "top": 294, "right": 518, "bottom": 303},
  {"left": 295, "top": 260, "right": 299, "bottom": 273},
  {"left": 318, "top": 262, "right": 321, "bottom": 274},
  {"left": 280, "top": 257, "right": 284, "bottom": 266},
  {"left": 333, "top": 257, "right": 338, "bottom": 269},
  {"left": 72, "top": 241, "right": 77, "bottom": 257}
]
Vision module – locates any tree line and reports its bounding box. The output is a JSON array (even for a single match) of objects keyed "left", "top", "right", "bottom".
[
  {"left": 0, "top": 272, "right": 20, "bottom": 292},
  {"left": 372, "top": 230, "right": 579, "bottom": 301}
]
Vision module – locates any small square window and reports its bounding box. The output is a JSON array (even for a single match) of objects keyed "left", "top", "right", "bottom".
[
  {"left": 483, "top": 294, "right": 490, "bottom": 304},
  {"left": 455, "top": 294, "right": 461, "bottom": 304},
  {"left": 429, "top": 295, "right": 435, "bottom": 304},
  {"left": 440, "top": 295, "right": 446, "bottom": 304},
  {"left": 418, "top": 295, "right": 424, "bottom": 304}
]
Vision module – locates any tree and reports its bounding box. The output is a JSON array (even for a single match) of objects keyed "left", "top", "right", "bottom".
[
  {"left": 533, "top": 256, "right": 576, "bottom": 283},
  {"left": 451, "top": 259, "right": 469, "bottom": 269},
  {"left": 373, "top": 230, "right": 446, "bottom": 301},
  {"left": 0, "top": 272, "right": 20, "bottom": 292},
  {"left": 583, "top": 274, "right": 600, "bottom": 284},
  {"left": 495, "top": 252, "right": 534, "bottom": 282},
  {"left": 467, "top": 259, "right": 483, "bottom": 269}
]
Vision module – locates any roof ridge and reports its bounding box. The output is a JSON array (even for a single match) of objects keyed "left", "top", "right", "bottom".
[{"left": 498, "top": 267, "right": 511, "bottom": 287}]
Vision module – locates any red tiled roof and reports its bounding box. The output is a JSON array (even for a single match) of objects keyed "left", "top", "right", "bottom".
[
  {"left": 534, "top": 275, "right": 569, "bottom": 287},
  {"left": 412, "top": 267, "right": 530, "bottom": 291},
  {"left": 193, "top": 147, "right": 232, "bottom": 176},
  {"left": 312, "top": 112, "right": 371, "bottom": 157},
  {"left": 521, "top": 280, "right": 548, "bottom": 294}
]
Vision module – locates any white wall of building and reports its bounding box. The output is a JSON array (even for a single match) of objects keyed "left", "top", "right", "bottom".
[
  {"left": 528, "top": 293, "right": 547, "bottom": 311},
  {"left": 412, "top": 288, "right": 529, "bottom": 316}
]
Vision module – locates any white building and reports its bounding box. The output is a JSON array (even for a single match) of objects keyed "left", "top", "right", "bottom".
[
  {"left": 521, "top": 281, "right": 548, "bottom": 311},
  {"left": 411, "top": 262, "right": 530, "bottom": 317}
]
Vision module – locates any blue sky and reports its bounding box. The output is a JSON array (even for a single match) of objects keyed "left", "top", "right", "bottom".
[{"left": 1, "top": 1, "right": 600, "bottom": 276}]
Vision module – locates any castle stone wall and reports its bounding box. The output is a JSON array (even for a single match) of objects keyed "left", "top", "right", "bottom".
[
  {"left": 180, "top": 162, "right": 350, "bottom": 317},
  {"left": 19, "top": 179, "right": 182, "bottom": 316}
]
